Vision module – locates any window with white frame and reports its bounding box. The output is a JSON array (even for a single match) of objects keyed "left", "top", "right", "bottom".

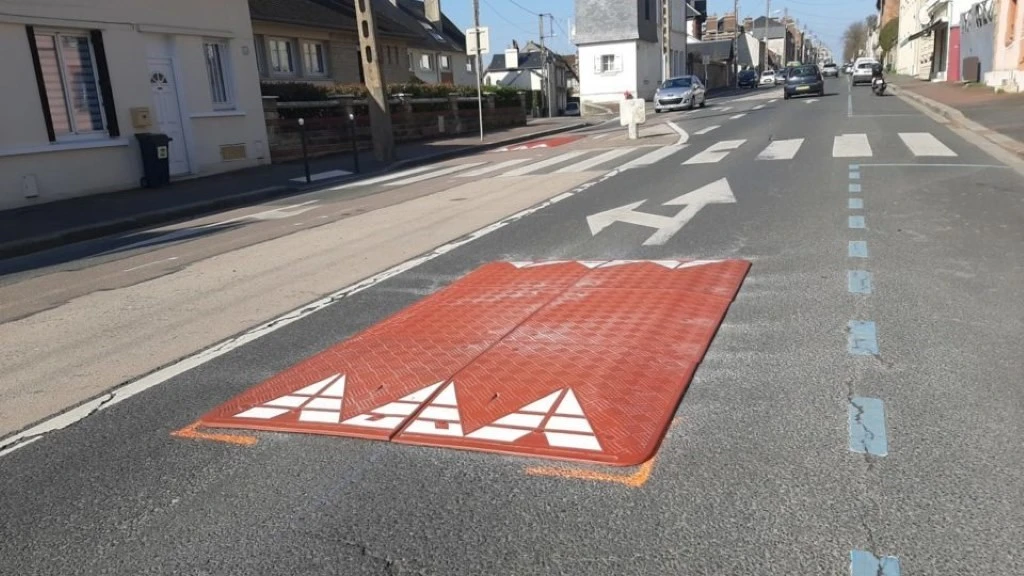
[
  {"left": 31, "top": 29, "right": 109, "bottom": 140},
  {"left": 597, "top": 54, "right": 620, "bottom": 73},
  {"left": 419, "top": 53, "right": 434, "bottom": 70},
  {"left": 268, "top": 38, "right": 295, "bottom": 74},
  {"left": 439, "top": 55, "right": 451, "bottom": 70},
  {"left": 302, "top": 41, "right": 327, "bottom": 76},
  {"left": 203, "top": 40, "right": 234, "bottom": 110}
]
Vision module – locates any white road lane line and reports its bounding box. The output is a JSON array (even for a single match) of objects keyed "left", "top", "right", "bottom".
[
  {"left": 898, "top": 132, "right": 957, "bottom": 157},
  {"left": 683, "top": 140, "right": 746, "bottom": 165},
  {"left": 756, "top": 138, "right": 804, "bottom": 161},
  {"left": 501, "top": 150, "right": 589, "bottom": 176},
  {"left": 833, "top": 134, "right": 873, "bottom": 158}
]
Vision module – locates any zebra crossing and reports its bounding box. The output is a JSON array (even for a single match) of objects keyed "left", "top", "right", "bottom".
[
  {"left": 682, "top": 131, "right": 959, "bottom": 164},
  {"left": 339, "top": 145, "right": 690, "bottom": 190},
  {"left": 333, "top": 130, "right": 962, "bottom": 191}
]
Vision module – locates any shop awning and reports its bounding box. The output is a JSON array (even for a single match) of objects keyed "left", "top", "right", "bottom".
[{"left": 900, "top": 20, "right": 946, "bottom": 46}]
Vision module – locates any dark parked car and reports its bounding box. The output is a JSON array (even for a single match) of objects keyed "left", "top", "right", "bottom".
[
  {"left": 784, "top": 64, "right": 824, "bottom": 99},
  {"left": 738, "top": 69, "right": 758, "bottom": 88}
]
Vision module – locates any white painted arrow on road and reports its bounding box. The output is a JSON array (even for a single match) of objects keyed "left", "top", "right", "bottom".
[{"left": 586, "top": 178, "right": 736, "bottom": 246}]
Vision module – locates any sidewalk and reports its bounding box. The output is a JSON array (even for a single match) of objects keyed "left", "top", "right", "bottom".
[
  {"left": 0, "top": 118, "right": 586, "bottom": 260},
  {"left": 890, "top": 75, "right": 1024, "bottom": 157}
]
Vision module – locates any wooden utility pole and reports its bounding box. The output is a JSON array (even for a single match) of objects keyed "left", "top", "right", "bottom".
[
  {"left": 732, "top": 0, "right": 739, "bottom": 85},
  {"left": 661, "top": 0, "right": 671, "bottom": 80},
  {"left": 473, "top": 0, "right": 484, "bottom": 141},
  {"left": 539, "top": 14, "right": 552, "bottom": 118},
  {"left": 354, "top": 0, "right": 394, "bottom": 162}
]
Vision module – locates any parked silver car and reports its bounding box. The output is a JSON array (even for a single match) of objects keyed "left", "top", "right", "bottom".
[{"left": 654, "top": 75, "right": 707, "bottom": 113}]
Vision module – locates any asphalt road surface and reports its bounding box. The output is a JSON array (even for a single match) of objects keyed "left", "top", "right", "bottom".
[{"left": 2, "top": 79, "right": 1023, "bottom": 576}]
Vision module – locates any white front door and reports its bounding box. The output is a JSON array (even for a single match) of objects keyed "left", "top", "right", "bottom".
[{"left": 147, "top": 59, "right": 189, "bottom": 176}]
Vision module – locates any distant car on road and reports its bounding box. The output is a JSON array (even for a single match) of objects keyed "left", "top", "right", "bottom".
[
  {"left": 760, "top": 70, "right": 776, "bottom": 86},
  {"left": 738, "top": 69, "right": 758, "bottom": 88},
  {"left": 564, "top": 101, "right": 580, "bottom": 116},
  {"left": 775, "top": 68, "right": 788, "bottom": 85},
  {"left": 783, "top": 64, "right": 825, "bottom": 99},
  {"left": 654, "top": 75, "right": 707, "bottom": 112},
  {"left": 822, "top": 62, "right": 839, "bottom": 77},
  {"left": 851, "top": 58, "right": 880, "bottom": 85}
]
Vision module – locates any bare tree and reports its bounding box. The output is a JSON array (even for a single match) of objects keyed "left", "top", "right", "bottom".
[
  {"left": 842, "top": 21, "right": 869, "bottom": 62},
  {"left": 865, "top": 14, "right": 879, "bottom": 30}
]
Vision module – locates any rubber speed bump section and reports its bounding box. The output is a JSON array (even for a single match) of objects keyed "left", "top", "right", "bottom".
[
  {"left": 196, "top": 259, "right": 750, "bottom": 466},
  {"left": 393, "top": 259, "right": 750, "bottom": 466},
  {"left": 197, "top": 261, "right": 590, "bottom": 439}
]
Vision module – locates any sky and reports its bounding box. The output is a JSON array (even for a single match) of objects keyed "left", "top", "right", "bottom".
[{"left": 440, "top": 0, "right": 876, "bottom": 63}]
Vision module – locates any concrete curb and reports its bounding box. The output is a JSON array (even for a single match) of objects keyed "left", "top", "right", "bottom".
[
  {"left": 0, "top": 122, "right": 588, "bottom": 261},
  {"left": 891, "top": 84, "right": 1024, "bottom": 158}
]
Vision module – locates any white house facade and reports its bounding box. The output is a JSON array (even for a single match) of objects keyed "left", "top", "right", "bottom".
[
  {"left": 573, "top": 0, "right": 697, "bottom": 113},
  {"left": 0, "top": 0, "right": 270, "bottom": 211}
]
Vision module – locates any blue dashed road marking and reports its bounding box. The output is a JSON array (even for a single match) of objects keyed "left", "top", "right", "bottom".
[
  {"left": 850, "top": 550, "right": 900, "bottom": 576},
  {"left": 848, "top": 397, "right": 888, "bottom": 456},
  {"left": 849, "top": 215, "right": 865, "bottom": 229},
  {"left": 848, "top": 241, "right": 868, "bottom": 258},
  {"left": 849, "top": 198, "right": 863, "bottom": 209},
  {"left": 848, "top": 321, "right": 879, "bottom": 355},
  {"left": 849, "top": 183, "right": 862, "bottom": 193},
  {"left": 848, "top": 270, "right": 873, "bottom": 294}
]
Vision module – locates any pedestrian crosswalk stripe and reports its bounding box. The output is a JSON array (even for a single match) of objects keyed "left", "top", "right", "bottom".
[
  {"left": 833, "top": 134, "right": 872, "bottom": 158},
  {"left": 757, "top": 138, "right": 804, "bottom": 160},
  {"left": 683, "top": 139, "right": 745, "bottom": 165},
  {"left": 616, "top": 145, "right": 686, "bottom": 170},
  {"left": 555, "top": 147, "right": 634, "bottom": 173},
  {"left": 693, "top": 125, "right": 719, "bottom": 135},
  {"left": 329, "top": 165, "right": 437, "bottom": 190},
  {"left": 456, "top": 158, "right": 532, "bottom": 178},
  {"left": 501, "top": 150, "right": 589, "bottom": 176},
  {"left": 899, "top": 132, "right": 957, "bottom": 156},
  {"left": 385, "top": 162, "right": 486, "bottom": 186}
]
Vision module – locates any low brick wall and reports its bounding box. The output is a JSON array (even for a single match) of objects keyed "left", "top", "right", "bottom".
[{"left": 264, "top": 95, "right": 527, "bottom": 163}]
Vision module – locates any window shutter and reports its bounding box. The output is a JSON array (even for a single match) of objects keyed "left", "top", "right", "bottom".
[
  {"left": 25, "top": 26, "right": 57, "bottom": 142},
  {"left": 594, "top": 54, "right": 602, "bottom": 72},
  {"left": 614, "top": 55, "right": 623, "bottom": 72},
  {"left": 90, "top": 30, "right": 119, "bottom": 137}
]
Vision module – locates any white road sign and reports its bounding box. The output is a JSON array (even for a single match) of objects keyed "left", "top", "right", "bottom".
[
  {"left": 586, "top": 178, "right": 736, "bottom": 246},
  {"left": 466, "top": 27, "right": 490, "bottom": 56}
]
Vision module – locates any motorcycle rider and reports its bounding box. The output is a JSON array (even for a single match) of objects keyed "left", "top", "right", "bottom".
[{"left": 871, "top": 63, "right": 886, "bottom": 94}]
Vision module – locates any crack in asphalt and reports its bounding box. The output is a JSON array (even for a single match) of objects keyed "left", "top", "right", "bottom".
[
  {"left": 845, "top": 379, "right": 877, "bottom": 471},
  {"left": 338, "top": 540, "right": 432, "bottom": 576}
]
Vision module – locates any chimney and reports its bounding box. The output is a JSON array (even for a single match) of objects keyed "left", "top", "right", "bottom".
[
  {"left": 425, "top": 0, "right": 442, "bottom": 30},
  {"left": 505, "top": 42, "right": 519, "bottom": 70},
  {"left": 723, "top": 13, "right": 736, "bottom": 35},
  {"left": 705, "top": 15, "right": 718, "bottom": 38}
]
